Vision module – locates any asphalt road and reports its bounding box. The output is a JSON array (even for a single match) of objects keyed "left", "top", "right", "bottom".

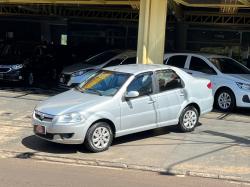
[{"left": 0, "top": 158, "right": 248, "bottom": 187}]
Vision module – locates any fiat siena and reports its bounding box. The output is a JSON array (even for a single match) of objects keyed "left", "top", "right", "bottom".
[{"left": 33, "top": 64, "right": 213, "bottom": 152}]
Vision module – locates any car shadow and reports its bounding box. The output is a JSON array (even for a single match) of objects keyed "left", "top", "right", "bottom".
[
  {"left": 213, "top": 108, "right": 250, "bottom": 117},
  {"left": 21, "top": 135, "right": 88, "bottom": 154},
  {"left": 21, "top": 124, "right": 201, "bottom": 154}
]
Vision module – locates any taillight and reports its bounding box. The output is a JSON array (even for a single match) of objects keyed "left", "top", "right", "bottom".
[{"left": 207, "top": 82, "right": 213, "bottom": 89}]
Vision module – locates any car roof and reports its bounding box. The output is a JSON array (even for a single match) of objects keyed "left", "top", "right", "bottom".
[
  {"left": 103, "top": 64, "right": 171, "bottom": 74},
  {"left": 165, "top": 52, "right": 229, "bottom": 59}
]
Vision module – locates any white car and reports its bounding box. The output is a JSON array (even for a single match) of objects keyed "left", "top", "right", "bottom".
[
  {"left": 164, "top": 53, "right": 250, "bottom": 111},
  {"left": 59, "top": 50, "right": 136, "bottom": 88},
  {"left": 33, "top": 64, "right": 213, "bottom": 152}
]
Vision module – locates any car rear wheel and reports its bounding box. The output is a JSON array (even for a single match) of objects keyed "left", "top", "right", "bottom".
[
  {"left": 84, "top": 122, "right": 113, "bottom": 153},
  {"left": 179, "top": 106, "right": 199, "bottom": 132},
  {"left": 215, "top": 89, "right": 235, "bottom": 112}
]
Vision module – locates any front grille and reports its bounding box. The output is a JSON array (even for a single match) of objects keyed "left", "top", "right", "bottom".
[
  {"left": 35, "top": 111, "right": 54, "bottom": 122},
  {"left": 0, "top": 68, "right": 11, "bottom": 73}
]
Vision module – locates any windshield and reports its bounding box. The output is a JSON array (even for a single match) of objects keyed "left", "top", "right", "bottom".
[
  {"left": 85, "top": 51, "right": 119, "bottom": 65},
  {"left": 77, "top": 70, "right": 130, "bottom": 96},
  {"left": 209, "top": 58, "right": 250, "bottom": 74}
]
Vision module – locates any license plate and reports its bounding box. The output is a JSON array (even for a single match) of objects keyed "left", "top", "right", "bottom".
[
  {"left": 0, "top": 74, "right": 3, "bottom": 80},
  {"left": 34, "top": 125, "right": 46, "bottom": 135}
]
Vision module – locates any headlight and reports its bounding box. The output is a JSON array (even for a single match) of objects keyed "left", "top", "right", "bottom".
[
  {"left": 57, "top": 113, "right": 83, "bottom": 123},
  {"left": 72, "top": 70, "right": 86, "bottom": 77},
  {"left": 12, "top": 64, "right": 23, "bottom": 70},
  {"left": 236, "top": 82, "right": 250, "bottom": 90}
]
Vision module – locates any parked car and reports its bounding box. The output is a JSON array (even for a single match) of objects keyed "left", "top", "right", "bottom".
[
  {"left": 164, "top": 53, "right": 250, "bottom": 111},
  {"left": 0, "top": 41, "right": 38, "bottom": 85},
  {"left": 59, "top": 50, "right": 137, "bottom": 88},
  {"left": 33, "top": 64, "right": 213, "bottom": 152},
  {"left": 0, "top": 42, "right": 77, "bottom": 86}
]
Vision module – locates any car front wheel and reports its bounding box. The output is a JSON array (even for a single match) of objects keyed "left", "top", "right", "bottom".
[
  {"left": 84, "top": 122, "right": 113, "bottom": 153},
  {"left": 215, "top": 89, "right": 235, "bottom": 112},
  {"left": 24, "top": 72, "right": 35, "bottom": 86},
  {"left": 179, "top": 106, "right": 199, "bottom": 132}
]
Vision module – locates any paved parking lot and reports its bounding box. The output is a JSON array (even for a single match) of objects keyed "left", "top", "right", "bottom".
[{"left": 0, "top": 86, "right": 249, "bottom": 182}]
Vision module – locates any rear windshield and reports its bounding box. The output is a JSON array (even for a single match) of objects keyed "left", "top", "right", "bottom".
[{"left": 209, "top": 58, "right": 250, "bottom": 74}]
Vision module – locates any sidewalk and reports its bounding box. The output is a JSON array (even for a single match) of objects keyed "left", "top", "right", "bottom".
[{"left": 1, "top": 117, "right": 249, "bottom": 182}]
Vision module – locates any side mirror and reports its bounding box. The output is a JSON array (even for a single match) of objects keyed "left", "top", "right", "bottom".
[{"left": 125, "top": 91, "right": 139, "bottom": 99}]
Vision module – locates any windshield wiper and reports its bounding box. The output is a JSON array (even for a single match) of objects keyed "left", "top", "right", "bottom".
[{"left": 87, "top": 88, "right": 103, "bottom": 96}]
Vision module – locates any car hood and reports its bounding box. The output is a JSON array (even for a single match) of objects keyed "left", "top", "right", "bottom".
[
  {"left": 62, "top": 63, "right": 99, "bottom": 74},
  {"left": 35, "top": 89, "right": 112, "bottom": 116},
  {"left": 226, "top": 74, "right": 250, "bottom": 83}
]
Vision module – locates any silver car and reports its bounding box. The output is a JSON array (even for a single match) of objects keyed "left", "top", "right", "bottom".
[
  {"left": 33, "top": 64, "right": 213, "bottom": 152},
  {"left": 59, "top": 50, "right": 136, "bottom": 88}
]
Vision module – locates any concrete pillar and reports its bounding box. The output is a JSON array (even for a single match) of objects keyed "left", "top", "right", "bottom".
[
  {"left": 175, "top": 22, "right": 188, "bottom": 51},
  {"left": 137, "top": 0, "right": 168, "bottom": 64}
]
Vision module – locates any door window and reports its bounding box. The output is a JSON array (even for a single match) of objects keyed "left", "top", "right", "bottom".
[
  {"left": 156, "top": 70, "right": 183, "bottom": 92},
  {"left": 127, "top": 73, "right": 153, "bottom": 96},
  {"left": 166, "top": 55, "right": 187, "bottom": 68},
  {"left": 189, "top": 56, "right": 216, "bottom": 74}
]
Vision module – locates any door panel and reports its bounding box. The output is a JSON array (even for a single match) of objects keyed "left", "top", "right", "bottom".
[
  {"left": 156, "top": 89, "right": 185, "bottom": 127},
  {"left": 120, "top": 72, "right": 157, "bottom": 133},
  {"left": 155, "top": 69, "right": 186, "bottom": 127},
  {"left": 120, "top": 95, "right": 157, "bottom": 131}
]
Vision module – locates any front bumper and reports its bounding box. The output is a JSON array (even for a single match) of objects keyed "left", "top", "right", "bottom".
[
  {"left": 59, "top": 73, "right": 79, "bottom": 88},
  {"left": 236, "top": 89, "right": 250, "bottom": 108},
  {"left": 59, "top": 71, "right": 96, "bottom": 88},
  {"left": 32, "top": 115, "right": 88, "bottom": 144},
  {"left": 0, "top": 71, "right": 23, "bottom": 82}
]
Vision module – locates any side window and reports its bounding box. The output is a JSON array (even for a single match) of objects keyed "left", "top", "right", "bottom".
[
  {"left": 121, "top": 57, "right": 136, "bottom": 65},
  {"left": 189, "top": 57, "right": 216, "bottom": 74},
  {"left": 127, "top": 72, "right": 153, "bottom": 97},
  {"left": 166, "top": 55, "right": 187, "bottom": 68},
  {"left": 156, "top": 70, "right": 183, "bottom": 92}
]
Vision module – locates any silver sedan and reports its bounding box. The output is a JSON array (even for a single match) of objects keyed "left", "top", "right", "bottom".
[{"left": 32, "top": 64, "right": 213, "bottom": 152}]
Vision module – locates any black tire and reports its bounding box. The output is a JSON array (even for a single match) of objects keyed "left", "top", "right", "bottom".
[
  {"left": 215, "top": 88, "right": 235, "bottom": 112},
  {"left": 84, "top": 122, "right": 113, "bottom": 153},
  {"left": 179, "top": 106, "right": 199, "bottom": 132},
  {"left": 24, "top": 72, "right": 35, "bottom": 87}
]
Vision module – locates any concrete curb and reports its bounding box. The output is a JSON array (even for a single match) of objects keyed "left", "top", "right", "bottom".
[{"left": 0, "top": 149, "right": 249, "bottom": 184}]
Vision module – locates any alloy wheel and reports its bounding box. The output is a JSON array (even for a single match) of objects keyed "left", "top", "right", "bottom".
[
  {"left": 218, "top": 92, "right": 232, "bottom": 110},
  {"left": 92, "top": 127, "right": 111, "bottom": 149},
  {"left": 183, "top": 110, "right": 197, "bottom": 129}
]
